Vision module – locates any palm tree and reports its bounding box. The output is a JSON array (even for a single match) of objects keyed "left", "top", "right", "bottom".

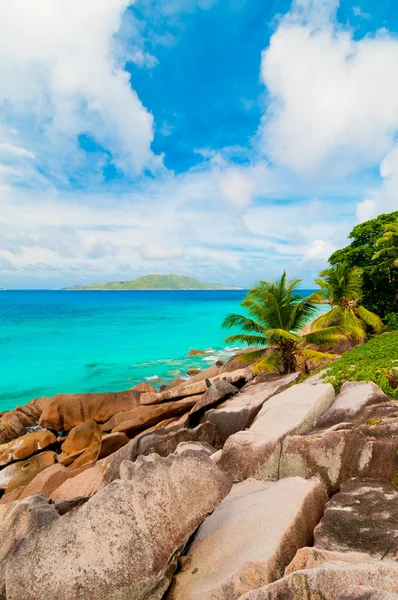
[
  {"left": 222, "top": 272, "right": 344, "bottom": 375},
  {"left": 372, "top": 219, "right": 398, "bottom": 273},
  {"left": 311, "top": 263, "right": 383, "bottom": 341}
]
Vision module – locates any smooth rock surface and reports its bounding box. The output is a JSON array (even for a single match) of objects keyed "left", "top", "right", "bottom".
[
  {"left": 6, "top": 452, "right": 232, "bottom": 600},
  {"left": 205, "top": 373, "right": 300, "bottom": 448},
  {"left": 218, "top": 383, "right": 335, "bottom": 482},
  {"left": 0, "top": 429, "right": 56, "bottom": 466},
  {"left": 61, "top": 419, "right": 102, "bottom": 455},
  {"left": 189, "top": 380, "right": 238, "bottom": 418},
  {"left": 285, "top": 547, "right": 373, "bottom": 575},
  {"left": 314, "top": 478, "right": 398, "bottom": 560},
  {"left": 167, "top": 477, "right": 327, "bottom": 600},
  {"left": 18, "top": 464, "right": 82, "bottom": 500},
  {"left": 0, "top": 451, "right": 56, "bottom": 492},
  {"left": 39, "top": 389, "right": 140, "bottom": 432},
  {"left": 316, "top": 381, "right": 388, "bottom": 428}
]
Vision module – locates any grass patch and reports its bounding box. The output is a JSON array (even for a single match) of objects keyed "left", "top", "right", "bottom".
[{"left": 319, "top": 331, "right": 398, "bottom": 398}]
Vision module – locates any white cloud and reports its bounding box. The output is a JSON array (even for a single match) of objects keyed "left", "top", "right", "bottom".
[
  {"left": 302, "top": 239, "right": 336, "bottom": 263},
  {"left": 0, "top": 0, "right": 155, "bottom": 175},
  {"left": 260, "top": 0, "right": 398, "bottom": 178}
]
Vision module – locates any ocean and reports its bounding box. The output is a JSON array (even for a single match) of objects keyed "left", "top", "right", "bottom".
[{"left": 0, "top": 290, "right": 327, "bottom": 412}]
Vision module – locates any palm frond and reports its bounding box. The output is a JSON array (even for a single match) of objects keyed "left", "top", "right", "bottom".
[
  {"left": 222, "top": 313, "right": 264, "bottom": 333},
  {"left": 356, "top": 305, "right": 384, "bottom": 333},
  {"left": 304, "top": 326, "right": 346, "bottom": 346},
  {"left": 301, "top": 348, "right": 338, "bottom": 363},
  {"left": 252, "top": 351, "right": 280, "bottom": 375},
  {"left": 236, "top": 347, "right": 272, "bottom": 365},
  {"left": 265, "top": 328, "right": 302, "bottom": 343},
  {"left": 224, "top": 333, "right": 269, "bottom": 346}
]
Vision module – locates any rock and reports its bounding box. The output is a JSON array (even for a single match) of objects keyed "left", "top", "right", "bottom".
[
  {"left": 316, "top": 381, "right": 388, "bottom": 428},
  {"left": 0, "top": 396, "right": 49, "bottom": 444},
  {"left": 61, "top": 419, "right": 102, "bottom": 455},
  {"left": 337, "top": 587, "right": 398, "bottom": 599},
  {"left": 189, "top": 380, "right": 238, "bottom": 418},
  {"left": 188, "top": 365, "right": 219, "bottom": 383},
  {"left": 285, "top": 547, "right": 373, "bottom": 575},
  {"left": 205, "top": 373, "right": 300, "bottom": 448},
  {"left": 18, "top": 464, "right": 81, "bottom": 500},
  {"left": 218, "top": 383, "right": 335, "bottom": 482},
  {"left": 216, "top": 360, "right": 224, "bottom": 367},
  {"left": 0, "top": 429, "right": 56, "bottom": 466},
  {"left": 174, "top": 441, "right": 216, "bottom": 456},
  {"left": 279, "top": 400, "right": 398, "bottom": 493},
  {"left": 0, "top": 451, "right": 56, "bottom": 493},
  {"left": 219, "top": 347, "right": 262, "bottom": 374},
  {"left": 314, "top": 478, "right": 398, "bottom": 560},
  {"left": 167, "top": 477, "right": 327, "bottom": 600},
  {"left": 188, "top": 349, "right": 205, "bottom": 356},
  {"left": 6, "top": 452, "right": 232, "bottom": 600},
  {"left": 0, "top": 495, "right": 58, "bottom": 597},
  {"left": 97, "top": 432, "right": 129, "bottom": 459},
  {"left": 131, "top": 381, "right": 156, "bottom": 393},
  {"left": 39, "top": 389, "right": 140, "bottom": 432},
  {"left": 103, "top": 397, "right": 198, "bottom": 435},
  {"left": 187, "top": 368, "right": 201, "bottom": 376},
  {"left": 57, "top": 448, "right": 86, "bottom": 466},
  {"left": 136, "top": 422, "right": 215, "bottom": 458},
  {"left": 239, "top": 560, "right": 398, "bottom": 600},
  {"left": 69, "top": 440, "right": 101, "bottom": 468}
]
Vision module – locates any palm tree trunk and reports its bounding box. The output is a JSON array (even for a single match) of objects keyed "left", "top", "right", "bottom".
[{"left": 279, "top": 341, "right": 298, "bottom": 374}]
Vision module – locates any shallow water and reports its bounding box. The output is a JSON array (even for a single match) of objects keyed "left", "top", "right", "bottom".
[{"left": 0, "top": 289, "right": 327, "bottom": 411}]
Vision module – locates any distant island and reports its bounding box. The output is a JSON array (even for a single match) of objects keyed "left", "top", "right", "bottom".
[{"left": 65, "top": 274, "right": 243, "bottom": 291}]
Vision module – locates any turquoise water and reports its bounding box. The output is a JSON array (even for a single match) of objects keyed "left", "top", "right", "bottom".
[{"left": 0, "top": 290, "right": 326, "bottom": 411}]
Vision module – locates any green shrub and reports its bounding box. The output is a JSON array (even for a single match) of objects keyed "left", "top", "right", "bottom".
[
  {"left": 320, "top": 331, "right": 398, "bottom": 398},
  {"left": 386, "top": 313, "right": 398, "bottom": 330}
]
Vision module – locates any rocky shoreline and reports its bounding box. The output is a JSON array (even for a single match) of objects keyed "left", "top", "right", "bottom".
[{"left": 1, "top": 349, "right": 398, "bottom": 599}]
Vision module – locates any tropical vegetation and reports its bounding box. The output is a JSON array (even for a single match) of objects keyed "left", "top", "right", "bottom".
[
  {"left": 221, "top": 272, "right": 344, "bottom": 375},
  {"left": 319, "top": 331, "right": 398, "bottom": 399},
  {"left": 311, "top": 262, "right": 384, "bottom": 342},
  {"left": 329, "top": 211, "right": 398, "bottom": 318},
  {"left": 372, "top": 217, "right": 398, "bottom": 272}
]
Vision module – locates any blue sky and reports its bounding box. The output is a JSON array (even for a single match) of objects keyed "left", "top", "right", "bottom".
[{"left": 0, "top": 0, "right": 397, "bottom": 288}]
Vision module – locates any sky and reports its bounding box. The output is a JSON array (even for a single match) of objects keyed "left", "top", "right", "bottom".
[{"left": 0, "top": 0, "right": 397, "bottom": 289}]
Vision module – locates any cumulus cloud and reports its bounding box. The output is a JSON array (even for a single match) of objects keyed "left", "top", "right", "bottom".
[
  {"left": 0, "top": 0, "right": 155, "bottom": 176},
  {"left": 260, "top": 0, "right": 398, "bottom": 179}
]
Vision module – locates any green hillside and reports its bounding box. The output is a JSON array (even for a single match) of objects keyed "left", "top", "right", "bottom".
[{"left": 65, "top": 274, "right": 242, "bottom": 291}]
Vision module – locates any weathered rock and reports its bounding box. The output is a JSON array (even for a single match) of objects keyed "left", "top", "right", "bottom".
[
  {"left": 285, "top": 547, "right": 373, "bottom": 575},
  {"left": 218, "top": 347, "right": 261, "bottom": 374},
  {"left": 61, "top": 418, "right": 102, "bottom": 455},
  {"left": 0, "top": 495, "right": 58, "bottom": 598},
  {"left": 50, "top": 423, "right": 214, "bottom": 501},
  {"left": 279, "top": 401, "right": 398, "bottom": 493},
  {"left": 103, "top": 397, "right": 197, "bottom": 435},
  {"left": 0, "top": 396, "right": 49, "bottom": 444},
  {"left": 337, "top": 587, "right": 398, "bottom": 599},
  {"left": 188, "top": 349, "right": 205, "bottom": 356},
  {"left": 314, "top": 478, "right": 398, "bottom": 560},
  {"left": 174, "top": 441, "right": 216, "bottom": 456},
  {"left": 189, "top": 365, "right": 219, "bottom": 382},
  {"left": 18, "top": 464, "right": 81, "bottom": 500},
  {"left": 218, "top": 383, "right": 335, "bottom": 482},
  {"left": 39, "top": 389, "right": 140, "bottom": 432},
  {"left": 131, "top": 381, "right": 156, "bottom": 393},
  {"left": 189, "top": 380, "right": 238, "bottom": 418},
  {"left": 187, "top": 368, "right": 201, "bottom": 376},
  {"left": 57, "top": 448, "right": 85, "bottom": 466},
  {"left": 167, "top": 477, "right": 327, "bottom": 600},
  {"left": 0, "top": 451, "right": 56, "bottom": 493},
  {"left": 6, "top": 452, "right": 232, "bottom": 600},
  {"left": 69, "top": 440, "right": 101, "bottom": 468},
  {"left": 0, "top": 429, "right": 56, "bottom": 466},
  {"left": 97, "top": 432, "right": 129, "bottom": 459},
  {"left": 316, "top": 381, "right": 388, "bottom": 428},
  {"left": 205, "top": 373, "right": 300, "bottom": 448},
  {"left": 239, "top": 560, "right": 398, "bottom": 600}
]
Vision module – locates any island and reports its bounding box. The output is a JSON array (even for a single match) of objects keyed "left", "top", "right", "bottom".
[{"left": 64, "top": 273, "right": 243, "bottom": 291}]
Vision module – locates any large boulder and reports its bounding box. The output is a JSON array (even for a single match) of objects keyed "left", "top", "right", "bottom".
[
  {"left": 50, "top": 424, "right": 214, "bottom": 502},
  {"left": 0, "top": 451, "right": 56, "bottom": 493},
  {"left": 204, "top": 373, "right": 300, "bottom": 448},
  {"left": 316, "top": 381, "right": 388, "bottom": 428},
  {"left": 279, "top": 400, "right": 398, "bottom": 493},
  {"left": 314, "top": 478, "right": 398, "bottom": 560},
  {"left": 97, "top": 432, "right": 129, "bottom": 459},
  {"left": 61, "top": 419, "right": 102, "bottom": 455},
  {"left": 167, "top": 477, "right": 327, "bottom": 600},
  {"left": 238, "top": 560, "right": 398, "bottom": 599},
  {"left": 0, "top": 429, "right": 56, "bottom": 466},
  {"left": 218, "top": 383, "right": 335, "bottom": 482},
  {"left": 39, "top": 389, "right": 140, "bottom": 432},
  {"left": 285, "top": 547, "right": 373, "bottom": 574},
  {"left": 0, "top": 495, "right": 58, "bottom": 598},
  {"left": 102, "top": 397, "right": 197, "bottom": 435},
  {"left": 189, "top": 380, "right": 238, "bottom": 419},
  {"left": 5, "top": 452, "right": 232, "bottom": 600},
  {"left": 0, "top": 396, "right": 49, "bottom": 444},
  {"left": 18, "top": 464, "right": 85, "bottom": 500}
]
